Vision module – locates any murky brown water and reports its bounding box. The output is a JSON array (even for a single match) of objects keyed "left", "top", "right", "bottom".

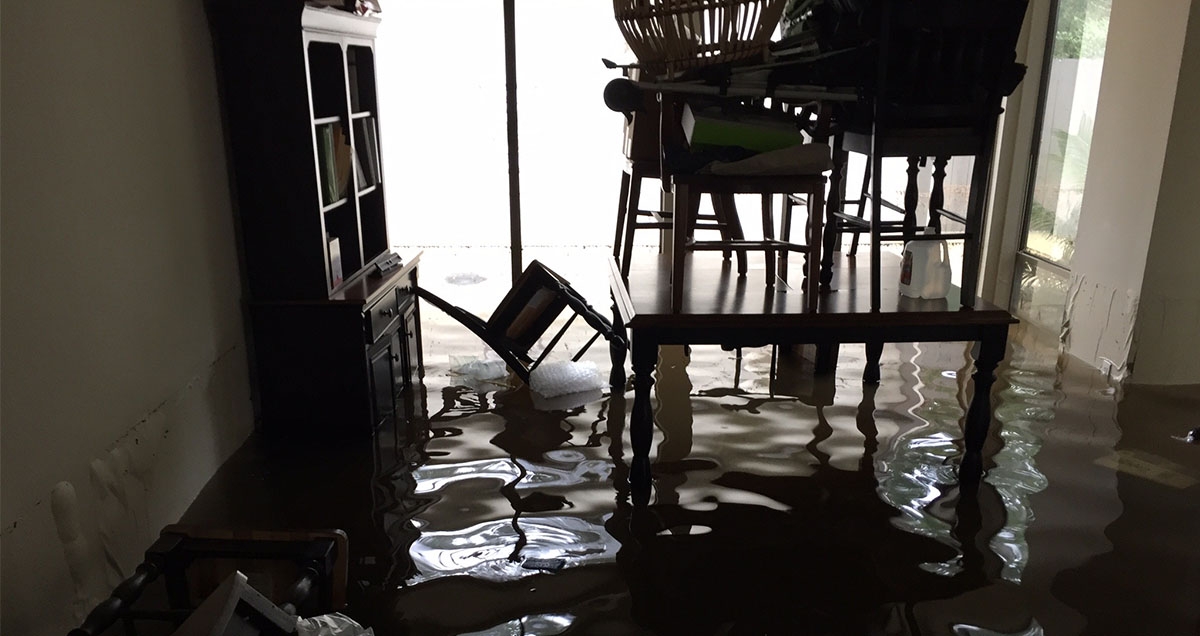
[{"left": 183, "top": 248, "right": 1200, "bottom": 636}]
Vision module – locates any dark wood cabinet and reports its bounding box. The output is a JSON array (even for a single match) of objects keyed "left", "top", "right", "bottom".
[{"left": 207, "top": 2, "right": 420, "bottom": 435}]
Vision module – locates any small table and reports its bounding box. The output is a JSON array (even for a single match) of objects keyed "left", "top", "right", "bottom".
[{"left": 608, "top": 251, "right": 1016, "bottom": 504}]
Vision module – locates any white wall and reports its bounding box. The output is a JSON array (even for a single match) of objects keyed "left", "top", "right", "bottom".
[
  {"left": 1130, "top": 2, "right": 1200, "bottom": 384},
  {"left": 1063, "top": 0, "right": 1193, "bottom": 380},
  {"left": 0, "top": 2, "right": 254, "bottom": 633}
]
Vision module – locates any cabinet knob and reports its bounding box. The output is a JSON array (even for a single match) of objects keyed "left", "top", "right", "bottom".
[
  {"left": 382, "top": 308, "right": 394, "bottom": 317},
  {"left": 392, "top": 353, "right": 400, "bottom": 362}
]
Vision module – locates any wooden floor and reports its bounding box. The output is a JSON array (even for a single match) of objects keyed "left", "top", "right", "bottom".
[{"left": 612, "top": 248, "right": 1015, "bottom": 334}]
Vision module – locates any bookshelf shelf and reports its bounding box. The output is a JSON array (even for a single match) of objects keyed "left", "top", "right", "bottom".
[
  {"left": 321, "top": 198, "right": 349, "bottom": 213},
  {"left": 208, "top": 2, "right": 421, "bottom": 436}
]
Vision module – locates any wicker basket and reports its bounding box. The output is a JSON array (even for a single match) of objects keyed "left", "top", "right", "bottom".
[{"left": 614, "top": 0, "right": 788, "bottom": 78}]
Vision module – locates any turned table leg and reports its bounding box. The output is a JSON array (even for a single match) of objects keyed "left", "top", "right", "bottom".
[
  {"left": 961, "top": 327, "right": 1008, "bottom": 484},
  {"left": 609, "top": 299, "right": 627, "bottom": 390},
  {"left": 815, "top": 342, "right": 840, "bottom": 375},
  {"left": 863, "top": 341, "right": 884, "bottom": 384},
  {"left": 629, "top": 332, "right": 658, "bottom": 506}
]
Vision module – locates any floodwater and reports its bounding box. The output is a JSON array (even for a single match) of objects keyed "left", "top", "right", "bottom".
[{"left": 183, "top": 248, "right": 1199, "bottom": 636}]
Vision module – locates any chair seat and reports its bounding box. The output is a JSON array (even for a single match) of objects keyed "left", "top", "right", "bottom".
[{"left": 671, "top": 172, "right": 826, "bottom": 192}]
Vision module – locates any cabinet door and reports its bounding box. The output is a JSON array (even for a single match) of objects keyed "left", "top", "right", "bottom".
[
  {"left": 396, "top": 284, "right": 423, "bottom": 390},
  {"left": 400, "top": 313, "right": 422, "bottom": 389},
  {"left": 368, "top": 332, "right": 400, "bottom": 428}
]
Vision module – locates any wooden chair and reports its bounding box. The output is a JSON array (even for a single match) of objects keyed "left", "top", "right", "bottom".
[
  {"left": 416, "top": 260, "right": 626, "bottom": 384},
  {"left": 609, "top": 78, "right": 748, "bottom": 277},
  {"left": 70, "top": 526, "right": 348, "bottom": 636},
  {"left": 655, "top": 93, "right": 829, "bottom": 312},
  {"left": 816, "top": 0, "right": 1029, "bottom": 311}
]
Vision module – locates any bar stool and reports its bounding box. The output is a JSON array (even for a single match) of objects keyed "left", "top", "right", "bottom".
[{"left": 812, "top": 0, "right": 1028, "bottom": 311}]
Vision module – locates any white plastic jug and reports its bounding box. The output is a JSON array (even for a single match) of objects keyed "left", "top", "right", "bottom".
[{"left": 899, "top": 233, "right": 952, "bottom": 299}]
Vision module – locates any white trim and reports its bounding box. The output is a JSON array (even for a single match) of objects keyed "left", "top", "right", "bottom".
[{"left": 302, "top": 5, "right": 380, "bottom": 39}]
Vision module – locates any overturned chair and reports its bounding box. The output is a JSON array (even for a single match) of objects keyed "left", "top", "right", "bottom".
[
  {"left": 70, "top": 526, "right": 348, "bottom": 635},
  {"left": 416, "top": 260, "right": 627, "bottom": 385}
]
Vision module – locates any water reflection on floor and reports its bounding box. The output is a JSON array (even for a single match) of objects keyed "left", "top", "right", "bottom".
[{"left": 183, "top": 248, "right": 1199, "bottom": 635}]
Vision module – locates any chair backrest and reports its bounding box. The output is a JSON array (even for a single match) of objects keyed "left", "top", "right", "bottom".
[
  {"left": 872, "top": 0, "right": 1029, "bottom": 128},
  {"left": 614, "top": 68, "right": 668, "bottom": 163},
  {"left": 487, "top": 261, "right": 573, "bottom": 359}
]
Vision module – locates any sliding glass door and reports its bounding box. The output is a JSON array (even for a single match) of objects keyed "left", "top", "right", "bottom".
[{"left": 1012, "top": 0, "right": 1112, "bottom": 330}]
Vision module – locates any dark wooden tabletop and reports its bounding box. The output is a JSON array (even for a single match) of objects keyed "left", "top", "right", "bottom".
[{"left": 610, "top": 250, "right": 1016, "bottom": 331}]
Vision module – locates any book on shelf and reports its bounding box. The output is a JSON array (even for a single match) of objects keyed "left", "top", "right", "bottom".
[
  {"left": 329, "top": 236, "right": 343, "bottom": 287},
  {"left": 318, "top": 123, "right": 336, "bottom": 205},
  {"left": 355, "top": 116, "right": 380, "bottom": 187},
  {"left": 354, "top": 152, "right": 368, "bottom": 191},
  {"left": 318, "top": 122, "right": 353, "bottom": 204},
  {"left": 333, "top": 122, "right": 352, "bottom": 199},
  {"left": 368, "top": 118, "right": 380, "bottom": 183}
]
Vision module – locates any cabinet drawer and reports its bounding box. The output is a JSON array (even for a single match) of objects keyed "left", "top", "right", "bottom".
[
  {"left": 396, "top": 283, "right": 415, "bottom": 313},
  {"left": 365, "top": 289, "right": 400, "bottom": 343}
]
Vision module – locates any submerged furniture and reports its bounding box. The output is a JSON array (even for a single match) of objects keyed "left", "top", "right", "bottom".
[
  {"left": 815, "top": 0, "right": 1029, "bottom": 310},
  {"left": 605, "top": 383, "right": 1003, "bottom": 632},
  {"left": 70, "top": 527, "right": 348, "bottom": 636},
  {"left": 609, "top": 251, "right": 1015, "bottom": 504},
  {"left": 207, "top": 3, "right": 422, "bottom": 436},
  {"left": 602, "top": 0, "right": 1022, "bottom": 509},
  {"left": 417, "top": 261, "right": 626, "bottom": 385}
]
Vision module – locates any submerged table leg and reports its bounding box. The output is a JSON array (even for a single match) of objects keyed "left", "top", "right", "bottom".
[
  {"left": 815, "top": 341, "right": 840, "bottom": 375},
  {"left": 609, "top": 299, "right": 627, "bottom": 390},
  {"left": 629, "top": 333, "right": 658, "bottom": 506},
  {"left": 863, "top": 341, "right": 884, "bottom": 384},
  {"left": 961, "top": 326, "right": 1008, "bottom": 484},
  {"left": 605, "top": 392, "right": 631, "bottom": 506}
]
